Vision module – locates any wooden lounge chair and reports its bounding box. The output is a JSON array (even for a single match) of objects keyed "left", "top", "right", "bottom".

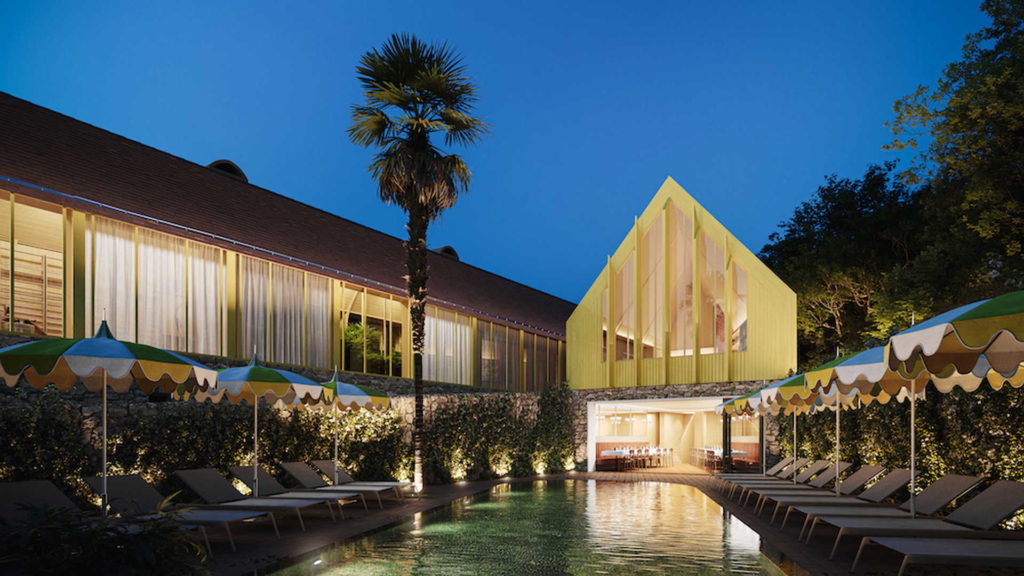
[
  {"left": 311, "top": 460, "right": 415, "bottom": 498},
  {"left": 745, "top": 462, "right": 854, "bottom": 513},
  {"left": 226, "top": 465, "right": 363, "bottom": 515},
  {"left": 846, "top": 480, "right": 1024, "bottom": 572},
  {"left": 84, "top": 474, "right": 273, "bottom": 552},
  {"left": 715, "top": 455, "right": 794, "bottom": 479},
  {"left": 761, "top": 464, "right": 885, "bottom": 523},
  {"left": 772, "top": 468, "right": 911, "bottom": 531},
  {"left": 720, "top": 458, "right": 811, "bottom": 498},
  {"left": 174, "top": 468, "right": 337, "bottom": 531},
  {"left": 855, "top": 536, "right": 1024, "bottom": 576},
  {"left": 732, "top": 460, "right": 835, "bottom": 505},
  {"left": 279, "top": 462, "right": 393, "bottom": 509},
  {"left": 0, "top": 479, "right": 214, "bottom": 556},
  {"left": 804, "top": 474, "right": 987, "bottom": 558}
]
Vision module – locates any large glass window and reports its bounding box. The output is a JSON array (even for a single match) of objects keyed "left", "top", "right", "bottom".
[
  {"left": 342, "top": 288, "right": 402, "bottom": 376},
  {"left": 613, "top": 254, "right": 635, "bottom": 361},
  {"left": 306, "top": 274, "right": 331, "bottom": 368},
  {"left": 137, "top": 229, "right": 185, "bottom": 350},
  {"left": 423, "top": 304, "right": 471, "bottom": 385},
  {"left": 12, "top": 199, "right": 63, "bottom": 336},
  {"left": 732, "top": 264, "right": 748, "bottom": 352},
  {"left": 271, "top": 264, "right": 303, "bottom": 365},
  {"left": 600, "top": 287, "right": 608, "bottom": 362},
  {"left": 239, "top": 256, "right": 269, "bottom": 359},
  {"left": 188, "top": 242, "right": 224, "bottom": 356},
  {"left": 641, "top": 216, "right": 664, "bottom": 358},
  {"left": 89, "top": 217, "right": 136, "bottom": 341},
  {"left": 668, "top": 204, "right": 694, "bottom": 357},
  {"left": 700, "top": 232, "right": 726, "bottom": 354}
]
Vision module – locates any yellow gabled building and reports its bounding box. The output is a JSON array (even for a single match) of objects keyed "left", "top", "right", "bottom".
[{"left": 567, "top": 177, "right": 796, "bottom": 389}]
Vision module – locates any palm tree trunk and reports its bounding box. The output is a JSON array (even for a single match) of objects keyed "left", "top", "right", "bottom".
[{"left": 407, "top": 203, "right": 429, "bottom": 492}]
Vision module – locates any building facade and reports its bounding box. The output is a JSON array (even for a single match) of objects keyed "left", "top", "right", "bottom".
[
  {"left": 566, "top": 178, "right": 797, "bottom": 471},
  {"left": 567, "top": 177, "right": 796, "bottom": 389},
  {"left": 0, "top": 93, "right": 571, "bottom": 391}
]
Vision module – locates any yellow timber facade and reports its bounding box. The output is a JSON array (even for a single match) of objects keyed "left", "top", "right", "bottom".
[{"left": 567, "top": 177, "right": 796, "bottom": 389}]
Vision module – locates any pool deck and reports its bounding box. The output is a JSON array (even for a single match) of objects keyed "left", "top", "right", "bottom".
[{"left": 205, "top": 472, "right": 1024, "bottom": 576}]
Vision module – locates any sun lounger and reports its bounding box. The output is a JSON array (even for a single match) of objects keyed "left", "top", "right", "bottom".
[
  {"left": 311, "top": 460, "right": 415, "bottom": 497},
  {"left": 732, "top": 460, "right": 835, "bottom": 505},
  {"left": 0, "top": 479, "right": 213, "bottom": 556},
  {"left": 855, "top": 536, "right": 1024, "bottom": 576},
  {"left": 84, "top": 474, "right": 273, "bottom": 552},
  {"left": 174, "top": 468, "right": 336, "bottom": 531},
  {"left": 719, "top": 458, "right": 811, "bottom": 498},
  {"left": 279, "top": 462, "right": 394, "bottom": 509},
  {"left": 772, "top": 468, "right": 911, "bottom": 530},
  {"left": 0, "top": 480, "right": 79, "bottom": 525},
  {"left": 804, "top": 474, "right": 988, "bottom": 558},
  {"left": 758, "top": 465, "right": 885, "bottom": 523},
  {"left": 745, "top": 462, "right": 854, "bottom": 513},
  {"left": 844, "top": 480, "right": 1024, "bottom": 572},
  {"left": 226, "top": 466, "right": 363, "bottom": 515},
  {"left": 715, "top": 456, "right": 795, "bottom": 485}
]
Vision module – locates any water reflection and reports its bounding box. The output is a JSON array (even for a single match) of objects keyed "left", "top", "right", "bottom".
[{"left": 269, "top": 480, "right": 783, "bottom": 576}]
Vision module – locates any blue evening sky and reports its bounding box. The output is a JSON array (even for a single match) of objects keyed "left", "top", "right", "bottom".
[{"left": 0, "top": 1, "right": 988, "bottom": 303}]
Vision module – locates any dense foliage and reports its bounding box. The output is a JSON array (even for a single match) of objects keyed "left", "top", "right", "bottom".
[
  {"left": 0, "top": 506, "right": 207, "bottom": 575},
  {"left": 776, "top": 384, "right": 1024, "bottom": 496},
  {"left": 422, "top": 383, "right": 577, "bottom": 483},
  {"left": 761, "top": 1, "right": 1024, "bottom": 369}
]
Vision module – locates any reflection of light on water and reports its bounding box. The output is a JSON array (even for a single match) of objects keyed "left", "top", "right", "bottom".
[{"left": 269, "top": 480, "right": 782, "bottom": 576}]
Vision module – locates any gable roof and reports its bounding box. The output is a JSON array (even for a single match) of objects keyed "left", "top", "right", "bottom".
[{"left": 0, "top": 92, "right": 572, "bottom": 337}]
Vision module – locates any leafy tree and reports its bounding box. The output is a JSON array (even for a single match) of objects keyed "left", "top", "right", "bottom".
[
  {"left": 759, "top": 163, "right": 920, "bottom": 368},
  {"left": 886, "top": 0, "right": 1024, "bottom": 298},
  {"left": 347, "top": 33, "right": 487, "bottom": 489}
]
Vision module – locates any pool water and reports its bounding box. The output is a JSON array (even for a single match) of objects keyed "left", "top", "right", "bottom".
[{"left": 271, "top": 480, "right": 785, "bottom": 576}]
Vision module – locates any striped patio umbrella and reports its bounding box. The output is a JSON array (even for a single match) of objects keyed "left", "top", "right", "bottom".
[
  {"left": 320, "top": 370, "right": 390, "bottom": 484},
  {"left": 195, "top": 355, "right": 331, "bottom": 496},
  {"left": 889, "top": 292, "right": 1024, "bottom": 379},
  {"left": 0, "top": 320, "right": 217, "bottom": 515}
]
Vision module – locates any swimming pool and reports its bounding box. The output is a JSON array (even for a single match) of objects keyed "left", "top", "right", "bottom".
[{"left": 270, "top": 479, "right": 785, "bottom": 575}]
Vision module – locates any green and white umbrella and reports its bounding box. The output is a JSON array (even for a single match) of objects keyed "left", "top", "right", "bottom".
[
  {"left": 319, "top": 370, "right": 390, "bottom": 484},
  {"left": 191, "top": 355, "right": 331, "bottom": 496},
  {"left": 0, "top": 321, "right": 218, "bottom": 515}
]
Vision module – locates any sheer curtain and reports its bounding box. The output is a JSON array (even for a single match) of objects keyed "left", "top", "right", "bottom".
[
  {"left": 424, "top": 305, "right": 472, "bottom": 385},
  {"left": 306, "top": 274, "right": 330, "bottom": 368},
  {"left": 271, "top": 264, "right": 303, "bottom": 365},
  {"left": 137, "top": 229, "right": 185, "bottom": 350},
  {"left": 240, "top": 256, "right": 269, "bottom": 359},
  {"left": 90, "top": 218, "right": 136, "bottom": 341},
  {"left": 188, "top": 242, "right": 223, "bottom": 356}
]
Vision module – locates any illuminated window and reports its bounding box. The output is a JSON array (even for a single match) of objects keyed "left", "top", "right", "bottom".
[
  {"left": 732, "top": 264, "right": 748, "bottom": 352},
  {"left": 239, "top": 256, "right": 269, "bottom": 358},
  {"left": 423, "top": 304, "right": 471, "bottom": 385},
  {"left": 187, "top": 242, "right": 224, "bottom": 356},
  {"left": 137, "top": 228, "right": 185, "bottom": 350},
  {"left": 700, "top": 232, "right": 726, "bottom": 354},
  {"left": 271, "top": 264, "right": 303, "bottom": 365},
  {"left": 668, "top": 204, "right": 694, "bottom": 356},
  {"left": 641, "top": 216, "right": 664, "bottom": 358},
  {"left": 614, "top": 253, "right": 635, "bottom": 360},
  {"left": 89, "top": 217, "right": 135, "bottom": 341},
  {"left": 600, "top": 288, "right": 608, "bottom": 362},
  {"left": 12, "top": 198, "right": 63, "bottom": 336}
]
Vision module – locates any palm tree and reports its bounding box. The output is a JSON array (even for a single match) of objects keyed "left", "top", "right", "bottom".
[{"left": 348, "top": 33, "right": 486, "bottom": 491}]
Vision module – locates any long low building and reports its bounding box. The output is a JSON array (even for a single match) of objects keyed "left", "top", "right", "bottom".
[{"left": 0, "top": 92, "right": 573, "bottom": 391}]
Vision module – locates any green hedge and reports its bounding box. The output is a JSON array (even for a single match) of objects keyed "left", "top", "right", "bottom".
[
  {"left": 776, "top": 384, "right": 1024, "bottom": 484},
  {"left": 0, "top": 383, "right": 576, "bottom": 500}
]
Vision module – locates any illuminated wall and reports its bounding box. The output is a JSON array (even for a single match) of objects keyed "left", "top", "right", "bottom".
[
  {"left": 0, "top": 188, "right": 563, "bottom": 390},
  {"left": 567, "top": 178, "right": 796, "bottom": 389}
]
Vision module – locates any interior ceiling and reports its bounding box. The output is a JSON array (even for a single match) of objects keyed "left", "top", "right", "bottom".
[{"left": 595, "top": 396, "right": 729, "bottom": 414}]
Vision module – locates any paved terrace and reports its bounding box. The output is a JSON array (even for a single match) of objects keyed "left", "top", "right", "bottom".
[{"left": 205, "top": 472, "right": 1024, "bottom": 576}]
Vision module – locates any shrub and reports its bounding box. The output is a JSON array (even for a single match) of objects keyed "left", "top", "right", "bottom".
[{"left": 0, "top": 505, "right": 207, "bottom": 575}]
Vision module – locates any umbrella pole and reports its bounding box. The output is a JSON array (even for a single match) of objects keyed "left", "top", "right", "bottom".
[
  {"left": 102, "top": 372, "right": 108, "bottom": 517},
  {"left": 333, "top": 404, "right": 339, "bottom": 485},
  {"left": 910, "top": 384, "right": 917, "bottom": 518},
  {"left": 792, "top": 410, "right": 798, "bottom": 483},
  {"left": 835, "top": 388, "right": 841, "bottom": 496},
  {"left": 253, "top": 398, "right": 259, "bottom": 498}
]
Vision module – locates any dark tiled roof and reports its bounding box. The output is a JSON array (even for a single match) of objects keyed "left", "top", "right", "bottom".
[{"left": 0, "top": 92, "right": 573, "bottom": 337}]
